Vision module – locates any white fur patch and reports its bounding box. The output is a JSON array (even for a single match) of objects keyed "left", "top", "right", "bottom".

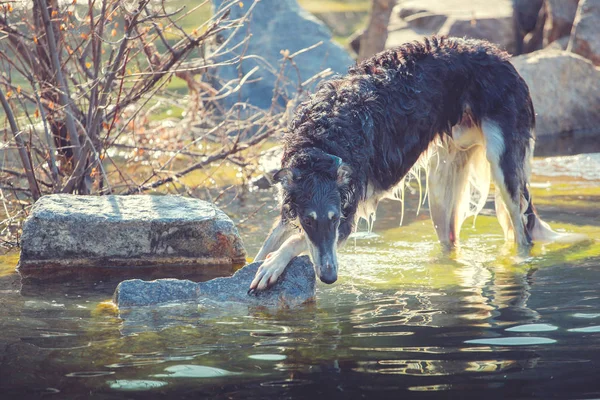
[
  {"left": 529, "top": 216, "right": 587, "bottom": 243},
  {"left": 524, "top": 136, "right": 535, "bottom": 178},
  {"left": 328, "top": 210, "right": 335, "bottom": 220},
  {"left": 481, "top": 119, "right": 506, "bottom": 164},
  {"left": 482, "top": 120, "right": 530, "bottom": 247},
  {"left": 308, "top": 211, "right": 317, "bottom": 220},
  {"left": 452, "top": 124, "right": 483, "bottom": 151},
  {"left": 426, "top": 140, "right": 490, "bottom": 245}
]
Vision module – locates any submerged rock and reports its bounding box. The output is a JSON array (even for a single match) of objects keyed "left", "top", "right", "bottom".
[
  {"left": 18, "top": 195, "right": 246, "bottom": 272},
  {"left": 114, "top": 256, "right": 316, "bottom": 309}
]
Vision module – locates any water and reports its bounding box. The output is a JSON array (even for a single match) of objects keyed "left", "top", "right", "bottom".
[{"left": 1, "top": 155, "right": 600, "bottom": 399}]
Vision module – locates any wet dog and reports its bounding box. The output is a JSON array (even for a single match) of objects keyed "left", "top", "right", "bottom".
[{"left": 249, "top": 36, "right": 560, "bottom": 292}]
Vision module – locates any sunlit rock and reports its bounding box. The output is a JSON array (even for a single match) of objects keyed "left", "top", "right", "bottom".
[
  {"left": 544, "top": 0, "right": 580, "bottom": 45},
  {"left": 568, "top": 0, "right": 600, "bottom": 66},
  {"left": 512, "top": 50, "right": 600, "bottom": 155},
  {"left": 18, "top": 195, "right": 246, "bottom": 273},
  {"left": 384, "top": 0, "right": 515, "bottom": 53},
  {"left": 209, "top": 0, "right": 353, "bottom": 109},
  {"left": 114, "top": 256, "right": 315, "bottom": 309}
]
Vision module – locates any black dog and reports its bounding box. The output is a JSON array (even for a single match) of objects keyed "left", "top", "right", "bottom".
[{"left": 250, "top": 36, "right": 562, "bottom": 292}]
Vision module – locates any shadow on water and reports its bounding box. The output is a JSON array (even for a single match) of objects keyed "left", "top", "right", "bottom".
[
  {"left": 18, "top": 264, "right": 237, "bottom": 297},
  {"left": 1, "top": 156, "right": 600, "bottom": 398}
]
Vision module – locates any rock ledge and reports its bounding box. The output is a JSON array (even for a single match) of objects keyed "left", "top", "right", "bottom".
[{"left": 18, "top": 194, "right": 246, "bottom": 271}]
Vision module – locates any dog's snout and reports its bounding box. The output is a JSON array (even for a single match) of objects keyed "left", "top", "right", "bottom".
[
  {"left": 320, "top": 271, "right": 337, "bottom": 284},
  {"left": 318, "top": 260, "right": 338, "bottom": 284},
  {"left": 305, "top": 236, "right": 339, "bottom": 285}
]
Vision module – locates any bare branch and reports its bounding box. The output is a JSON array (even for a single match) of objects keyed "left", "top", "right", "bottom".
[
  {"left": 121, "top": 123, "right": 278, "bottom": 195},
  {"left": 0, "top": 88, "right": 41, "bottom": 200}
]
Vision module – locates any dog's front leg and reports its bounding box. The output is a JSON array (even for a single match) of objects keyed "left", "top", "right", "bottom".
[
  {"left": 254, "top": 217, "right": 295, "bottom": 261},
  {"left": 249, "top": 233, "right": 306, "bottom": 292}
]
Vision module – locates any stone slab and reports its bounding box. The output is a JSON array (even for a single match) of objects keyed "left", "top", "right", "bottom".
[
  {"left": 18, "top": 194, "right": 246, "bottom": 270},
  {"left": 114, "top": 256, "right": 316, "bottom": 309}
]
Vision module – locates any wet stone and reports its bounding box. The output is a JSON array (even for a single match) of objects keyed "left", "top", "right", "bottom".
[
  {"left": 18, "top": 194, "right": 246, "bottom": 272},
  {"left": 114, "top": 256, "right": 316, "bottom": 309}
]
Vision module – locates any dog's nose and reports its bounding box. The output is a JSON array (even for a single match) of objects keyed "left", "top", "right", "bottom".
[{"left": 319, "top": 262, "right": 338, "bottom": 284}]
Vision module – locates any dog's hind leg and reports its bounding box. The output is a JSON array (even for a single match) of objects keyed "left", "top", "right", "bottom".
[
  {"left": 484, "top": 120, "right": 585, "bottom": 247},
  {"left": 494, "top": 186, "right": 514, "bottom": 242},
  {"left": 482, "top": 119, "right": 533, "bottom": 251},
  {"left": 254, "top": 217, "right": 295, "bottom": 261}
]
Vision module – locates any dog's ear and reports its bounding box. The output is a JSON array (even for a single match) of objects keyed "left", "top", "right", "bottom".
[
  {"left": 328, "top": 154, "right": 351, "bottom": 186},
  {"left": 337, "top": 164, "right": 352, "bottom": 186},
  {"left": 273, "top": 168, "right": 294, "bottom": 189}
]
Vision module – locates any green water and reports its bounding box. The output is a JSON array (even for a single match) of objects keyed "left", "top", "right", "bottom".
[{"left": 1, "top": 154, "right": 599, "bottom": 399}]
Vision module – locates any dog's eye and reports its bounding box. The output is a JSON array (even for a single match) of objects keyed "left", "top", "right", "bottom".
[{"left": 302, "top": 217, "right": 314, "bottom": 228}]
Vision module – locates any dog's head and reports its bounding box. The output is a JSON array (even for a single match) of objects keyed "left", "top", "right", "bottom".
[{"left": 274, "top": 149, "right": 352, "bottom": 284}]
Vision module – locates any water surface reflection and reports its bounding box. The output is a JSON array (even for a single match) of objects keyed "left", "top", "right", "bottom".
[{"left": 1, "top": 157, "right": 600, "bottom": 398}]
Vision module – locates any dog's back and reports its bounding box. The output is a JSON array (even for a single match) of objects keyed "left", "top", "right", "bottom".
[{"left": 286, "top": 37, "right": 533, "bottom": 196}]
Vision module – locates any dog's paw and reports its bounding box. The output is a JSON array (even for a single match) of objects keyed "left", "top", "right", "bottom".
[{"left": 248, "top": 253, "right": 286, "bottom": 293}]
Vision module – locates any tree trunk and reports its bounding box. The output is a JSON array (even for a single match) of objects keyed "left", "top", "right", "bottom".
[{"left": 358, "top": 0, "right": 396, "bottom": 62}]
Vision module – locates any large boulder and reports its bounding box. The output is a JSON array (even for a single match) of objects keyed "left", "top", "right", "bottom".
[
  {"left": 512, "top": 50, "right": 600, "bottom": 155},
  {"left": 210, "top": 0, "right": 353, "bottom": 109},
  {"left": 114, "top": 256, "right": 315, "bottom": 309},
  {"left": 18, "top": 195, "right": 246, "bottom": 272},
  {"left": 543, "top": 0, "right": 580, "bottom": 45},
  {"left": 567, "top": 0, "right": 600, "bottom": 66},
  {"left": 513, "top": 0, "right": 545, "bottom": 55},
  {"left": 438, "top": 17, "right": 514, "bottom": 53},
  {"left": 386, "top": 0, "right": 515, "bottom": 52}
]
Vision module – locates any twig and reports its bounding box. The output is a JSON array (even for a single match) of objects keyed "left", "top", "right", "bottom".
[
  {"left": 121, "top": 124, "right": 278, "bottom": 194},
  {"left": 35, "top": 0, "right": 83, "bottom": 190},
  {"left": 0, "top": 88, "right": 41, "bottom": 200}
]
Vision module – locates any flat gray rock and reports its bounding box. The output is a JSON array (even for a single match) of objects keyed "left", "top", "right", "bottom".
[
  {"left": 18, "top": 195, "right": 246, "bottom": 271},
  {"left": 114, "top": 256, "right": 316, "bottom": 309}
]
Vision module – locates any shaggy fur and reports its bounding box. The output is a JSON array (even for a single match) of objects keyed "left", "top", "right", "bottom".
[
  {"left": 249, "top": 36, "right": 556, "bottom": 292},
  {"left": 282, "top": 36, "right": 534, "bottom": 240}
]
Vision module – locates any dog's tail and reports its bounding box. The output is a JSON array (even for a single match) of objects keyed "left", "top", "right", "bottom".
[{"left": 523, "top": 187, "right": 587, "bottom": 243}]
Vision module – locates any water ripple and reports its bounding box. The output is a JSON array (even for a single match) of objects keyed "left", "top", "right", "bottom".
[
  {"left": 108, "top": 380, "right": 168, "bottom": 391},
  {"left": 465, "top": 337, "right": 557, "bottom": 346},
  {"left": 66, "top": 371, "right": 116, "bottom": 378},
  {"left": 152, "top": 365, "right": 241, "bottom": 378}
]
